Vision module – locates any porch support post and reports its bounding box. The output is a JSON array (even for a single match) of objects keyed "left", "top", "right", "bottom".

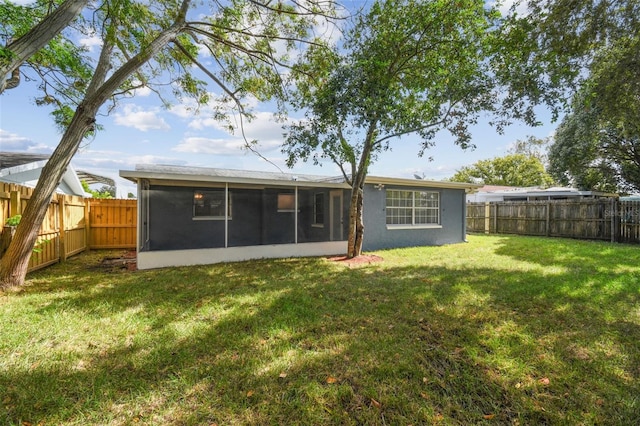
[
  {"left": 294, "top": 186, "right": 298, "bottom": 244},
  {"left": 225, "top": 183, "right": 229, "bottom": 248}
]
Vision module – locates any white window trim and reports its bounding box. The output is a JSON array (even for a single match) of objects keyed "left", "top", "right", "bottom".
[
  {"left": 386, "top": 224, "right": 442, "bottom": 230},
  {"left": 386, "top": 189, "right": 440, "bottom": 227}
]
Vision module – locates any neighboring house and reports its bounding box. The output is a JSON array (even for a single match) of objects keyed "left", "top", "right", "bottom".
[
  {"left": 120, "top": 164, "right": 480, "bottom": 269},
  {"left": 467, "top": 185, "right": 617, "bottom": 203},
  {"left": 0, "top": 151, "right": 88, "bottom": 196}
]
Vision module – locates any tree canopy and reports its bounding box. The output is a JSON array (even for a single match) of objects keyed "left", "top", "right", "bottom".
[
  {"left": 450, "top": 154, "right": 555, "bottom": 187},
  {"left": 0, "top": 0, "right": 339, "bottom": 288},
  {"left": 282, "top": 0, "right": 550, "bottom": 257}
]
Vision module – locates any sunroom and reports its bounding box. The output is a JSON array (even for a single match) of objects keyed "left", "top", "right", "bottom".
[{"left": 120, "top": 165, "right": 350, "bottom": 269}]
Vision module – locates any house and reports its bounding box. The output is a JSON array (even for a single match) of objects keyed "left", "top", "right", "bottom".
[
  {"left": 467, "top": 185, "right": 617, "bottom": 203},
  {"left": 0, "top": 151, "right": 87, "bottom": 196},
  {"left": 120, "top": 164, "right": 480, "bottom": 269}
]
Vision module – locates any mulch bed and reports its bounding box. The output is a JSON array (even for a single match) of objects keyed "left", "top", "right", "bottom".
[
  {"left": 327, "top": 254, "right": 384, "bottom": 267},
  {"left": 99, "top": 250, "right": 137, "bottom": 271}
]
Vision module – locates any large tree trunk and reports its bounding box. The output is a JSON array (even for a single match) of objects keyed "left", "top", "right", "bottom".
[
  {"left": 0, "top": 0, "right": 89, "bottom": 94},
  {"left": 347, "top": 184, "right": 365, "bottom": 257},
  {"left": 0, "top": 104, "right": 99, "bottom": 288},
  {"left": 0, "top": 0, "right": 190, "bottom": 289}
]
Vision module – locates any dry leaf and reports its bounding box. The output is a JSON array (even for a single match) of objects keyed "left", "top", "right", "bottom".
[
  {"left": 371, "top": 398, "right": 381, "bottom": 408},
  {"left": 538, "top": 377, "right": 550, "bottom": 385},
  {"left": 420, "top": 392, "right": 430, "bottom": 400},
  {"left": 483, "top": 414, "right": 495, "bottom": 419},
  {"left": 434, "top": 413, "right": 444, "bottom": 422},
  {"left": 326, "top": 376, "right": 338, "bottom": 384},
  {"left": 596, "top": 398, "right": 604, "bottom": 406},
  {"left": 279, "top": 372, "right": 287, "bottom": 378},
  {"left": 246, "top": 390, "right": 255, "bottom": 397}
]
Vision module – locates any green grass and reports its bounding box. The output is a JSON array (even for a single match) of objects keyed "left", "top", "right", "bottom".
[{"left": 1, "top": 235, "right": 639, "bottom": 425}]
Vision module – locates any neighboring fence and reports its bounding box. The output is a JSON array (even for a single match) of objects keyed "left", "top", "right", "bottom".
[
  {"left": 0, "top": 183, "right": 136, "bottom": 272},
  {"left": 467, "top": 199, "right": 640, "bottom": 244}
]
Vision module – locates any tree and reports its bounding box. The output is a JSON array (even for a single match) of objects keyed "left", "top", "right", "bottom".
[
  {"left": 0, "top": 0, "right": 338, "bottom": 289},
  {"left": 450, "top": 154, "right": 555, "bottom": 187},
  {"left": 81, "top": 181, "right": 114, "bottom": 198},
  {"left": 0, "top": 0, "right": 90, "bottom": 93},
  {"left": 283, "top": 0, "right": 538, "bottom": 258},
  {"left": 548, "top": 90, "right": 640, "bottom": 193},
  {"left": 497, "top": 0, "right": 640, "bottom": 119},
  {"left": 507, "top": 135, "right": 550, "bottom": 166},
  {"left": 546, "top": 20, "right": 640, "bottom": 193}
]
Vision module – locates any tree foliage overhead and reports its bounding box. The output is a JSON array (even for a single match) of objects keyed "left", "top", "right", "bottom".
[
  {"left": 0, "top": 0, "right": 339, "bottom": 289},
  {"left": 498, "top": 0, "right": 640, "bottom": 117},
  {"left": 450, "top": 154, "right": 555, "bottom": 187},
  {"left": 503, "top": 0, "right": 640, "bottom": 193},
  {"left": 283, "top": 0, "right": 545, "bottom": 257}
]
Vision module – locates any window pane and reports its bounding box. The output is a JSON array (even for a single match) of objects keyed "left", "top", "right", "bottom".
[
  {"left": 314, "top": 193, "right": 325, "bottom": 224},
  {"left": 386, "top": 189, "right": 439, "bottom": 225},
  {"left": 194, "top": 190, "right": 229, "bottom": 218}
]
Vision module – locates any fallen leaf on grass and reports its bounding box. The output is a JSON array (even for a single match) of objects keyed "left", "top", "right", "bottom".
[
  {"left": 246, "top": 390, "right": 255, "bottom": 397},
  {"left": 326, "top": 376, "right": 338, "bottom": 384},
  {"left": 371, "top": 398, "right": 381, "bottom": 408},
  {"left": 538, "top": 377, "right": 550, "bottom": 385},
  {"left": 279, "top": 372, "right": 287, "bottom": 378},
  {"left": 483, "top": 414, "right": 495, "bottom": 419}
]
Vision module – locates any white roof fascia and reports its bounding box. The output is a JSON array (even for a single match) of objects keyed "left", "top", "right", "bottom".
[
  {"left": 119, "top": 170, "right": 351, "bottom": 189},
  {"left": 365, "top": 176, "right": 482, "bottom": 193}
]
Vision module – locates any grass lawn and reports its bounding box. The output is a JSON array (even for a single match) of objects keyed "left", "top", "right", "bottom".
[{"left": 1, "top": 234, "right": 639, "bottom": 425}]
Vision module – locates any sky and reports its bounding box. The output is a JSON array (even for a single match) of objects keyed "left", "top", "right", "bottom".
[{"left": 0, "top": 0, "right": 557, "bottom": 197}]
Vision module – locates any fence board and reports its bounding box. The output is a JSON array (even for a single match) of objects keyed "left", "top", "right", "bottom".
[
  {"left": 467, "top": 199, "right": 640, "bottom": 244},
  {"left": 89, "top": 199, "right": 137, "bottom": 249},
  {"left": 1, "top": 183, "right": 137, "bottom": 272}
]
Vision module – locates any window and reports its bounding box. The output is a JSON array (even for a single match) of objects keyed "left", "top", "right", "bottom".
[
  {"left": 193, "top": 190, "right": 231, "bottom": 219},
  {"left": 277, "top": 193, "right": 296, "bottom": 212},
  {"left": 386, "top": 190, "right": 439, "bottom": 226},
  {"left": 313, "top": 193, "right": 325, "bottom": 226}
]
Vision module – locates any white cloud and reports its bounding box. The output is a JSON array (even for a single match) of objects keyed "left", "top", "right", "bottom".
[
  {"left": 173, "top": 136, "right": 281, "bottom": 156},
  {"left": 79, "top": 35, "right": 103, "bottom": 52},
  {"left": 113, "top": 104, "right": 170, "bottom": 131},
  {"left": 0, "top": 129, "right": 52, "bottom": 152},
  {"left": 190, "top": 111, "right": 286, "bottom": 140}
]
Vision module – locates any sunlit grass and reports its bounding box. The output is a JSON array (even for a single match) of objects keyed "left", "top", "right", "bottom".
[{"left": 1, "top": 235, "right": 639, "bottom": 425}]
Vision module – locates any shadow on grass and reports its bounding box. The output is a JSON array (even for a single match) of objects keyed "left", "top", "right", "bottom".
[{"left": 2, "top": 239, "right": 639, "bottom": 425}]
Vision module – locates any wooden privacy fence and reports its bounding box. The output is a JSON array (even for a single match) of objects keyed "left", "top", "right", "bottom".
[
  {"left": 467, "top": 199, "right": 640, "bottom": 244},
  {"left": 0, "top": 183, "right": 137, "bottom": 272}
]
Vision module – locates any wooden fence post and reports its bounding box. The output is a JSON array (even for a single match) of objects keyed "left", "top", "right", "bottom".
[
  {"left": 58, "top": 194, "right": 67, "bottom": 262},
  {"left": 84, "top": 198, "right": 91, "bottom": 252},
  {"left": 484, "top": 202, "right": 490, "bottom": 234},
  {"left": 545, "top": 201, "right": 551, "bottom": 237},
  {"left": 493, "top": 203, "right": 498, "bottom": 234},
  {"left": 9, "top": 190, "right": 20, "bottom": 217}
]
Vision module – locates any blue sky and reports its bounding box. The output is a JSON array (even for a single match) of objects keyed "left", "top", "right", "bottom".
[{"left": 0, "top": 0, "right": 557, "bottom": 196}]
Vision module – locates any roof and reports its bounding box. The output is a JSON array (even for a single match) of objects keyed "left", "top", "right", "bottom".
[
  {"left": 0, "top": 151, "right": 87, "bottom": 196},
  {"left": 0, "top": 152, "right": 50, "bottom": 169},
  {"left": 120, "top": 164, "right": 481, "bottom": 191},
  {"left": 120, "top": 164, "right": 351, "bottom": 189}
]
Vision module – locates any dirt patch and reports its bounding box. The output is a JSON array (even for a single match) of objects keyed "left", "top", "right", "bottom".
[
  {"left": 327, "top": 254, "right": 384, "bottom": 267},
  {"left": 98, "top": 251, "right": 137, "bottom": 271}
]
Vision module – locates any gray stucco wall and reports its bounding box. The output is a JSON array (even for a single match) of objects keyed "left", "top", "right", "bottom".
[{"left": 361, "top": 183, "right": 467, "bottom": 251}]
